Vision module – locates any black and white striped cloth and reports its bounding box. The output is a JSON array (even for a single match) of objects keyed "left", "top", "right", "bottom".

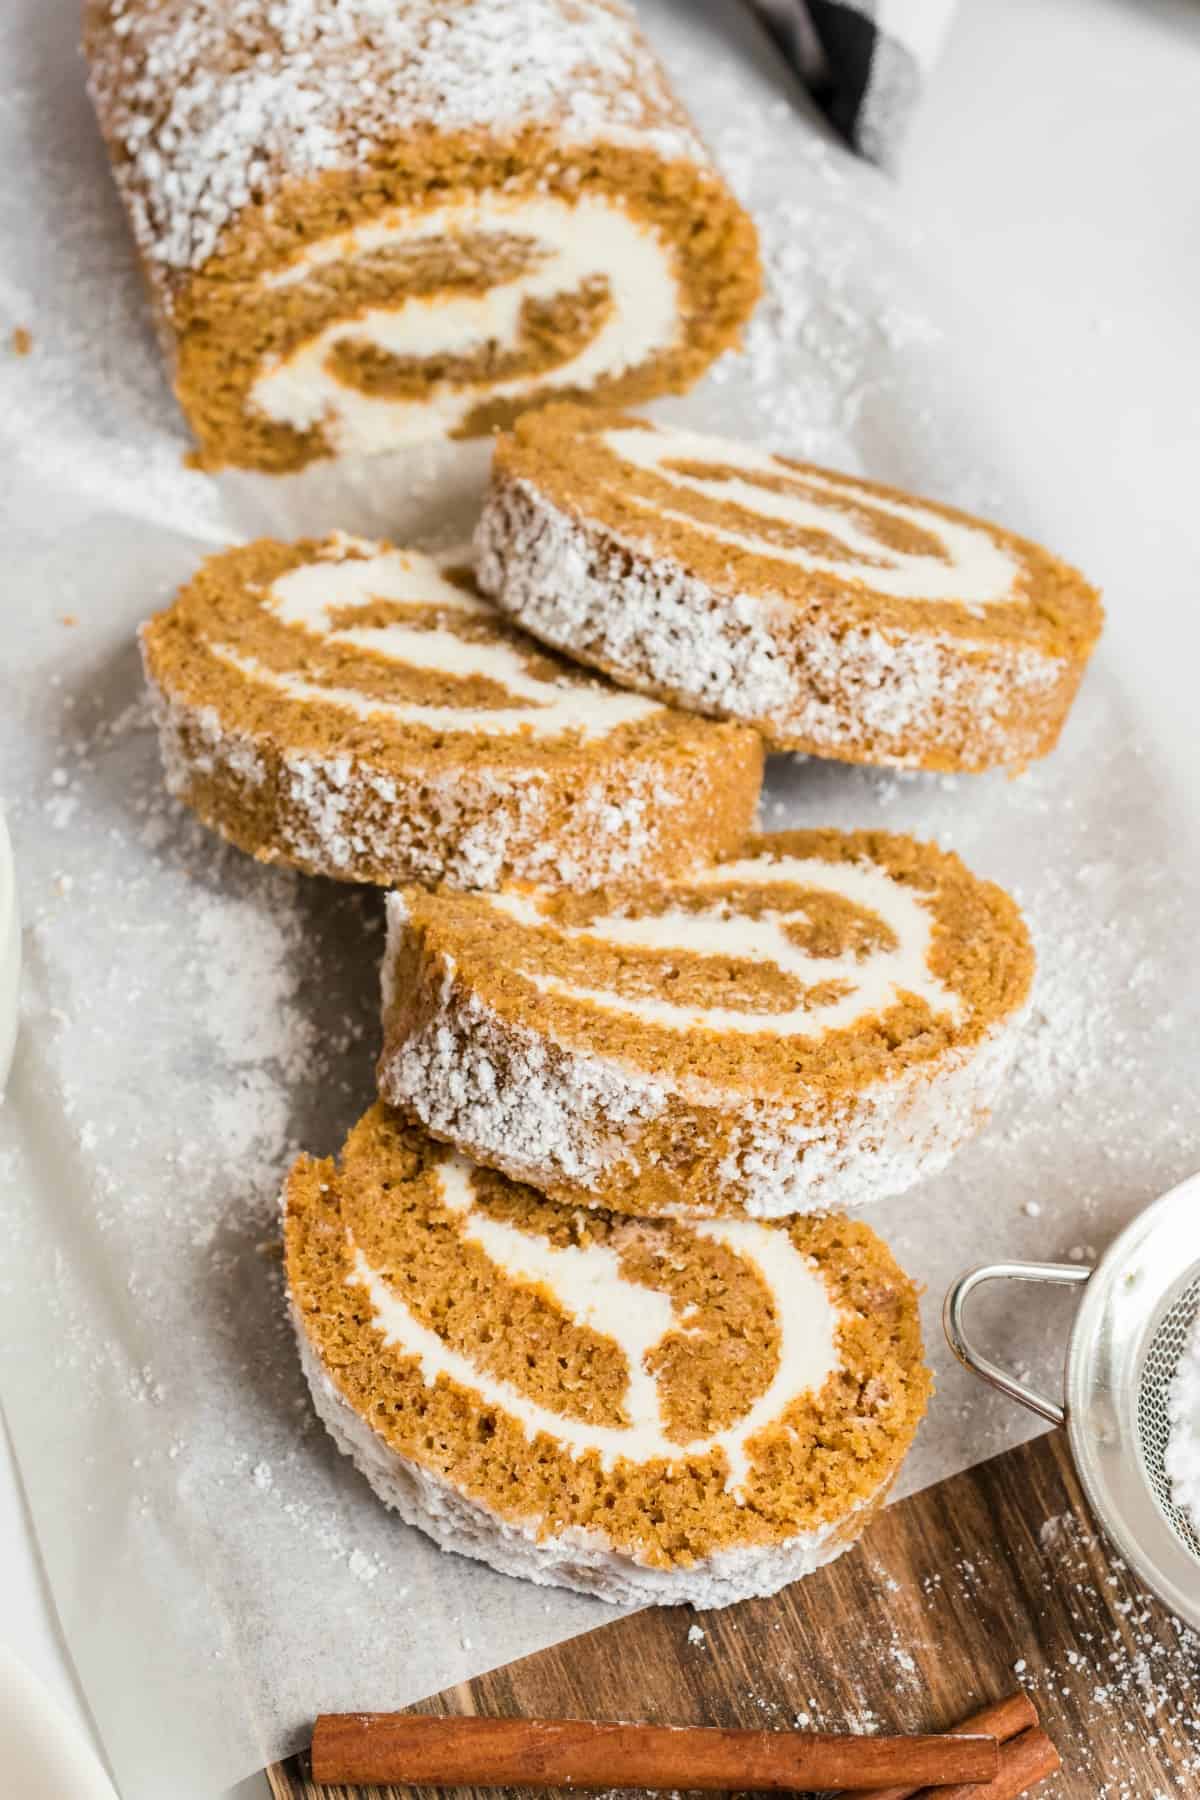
[{"left": 745, "top": 0, "right": 956, "bottom": 168}]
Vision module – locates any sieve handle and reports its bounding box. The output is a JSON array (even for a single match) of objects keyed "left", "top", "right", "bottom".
[{"left": 943, "top": 1260, "right": 1092, "bottom": 1426}]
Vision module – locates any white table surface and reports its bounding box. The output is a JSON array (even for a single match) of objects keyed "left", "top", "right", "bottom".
[{"left": 3, "top": 0, "right": 1197, "bottom": 1792}]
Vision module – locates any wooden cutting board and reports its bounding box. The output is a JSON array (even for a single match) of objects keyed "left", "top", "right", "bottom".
[{"left": 266, "top": 1429, "right": 1200, "bottom": 1798}]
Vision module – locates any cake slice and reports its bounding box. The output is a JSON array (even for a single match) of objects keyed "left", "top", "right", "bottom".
[
  {"left": 378, "top": 829, "right": 1034, "bottom": 1218},
  {"left": 140, "top": 533, "right": 762, "bottom": 891},
  {"left": 476, "top": 405, "right": 1104, "bottom": 773},
  {"left": 285, "top": 1103, "right": 931, "bottom": 1607}
]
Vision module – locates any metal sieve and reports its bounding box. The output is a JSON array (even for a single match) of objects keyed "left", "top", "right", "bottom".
[{"left": 944, "top": 1171, "right": 1200, "bottom": 1629}]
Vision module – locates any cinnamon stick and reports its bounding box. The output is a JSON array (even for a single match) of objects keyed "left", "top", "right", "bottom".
[
  {"left": 309, "top": 1713, "right": 998, "bottom": 1791},
  {"left": 917, "top": 1727, "right": 1060, "bottom": 1800},
  {"left": 841, "top": 1692, "right": 1039, "bottom": 1800}
]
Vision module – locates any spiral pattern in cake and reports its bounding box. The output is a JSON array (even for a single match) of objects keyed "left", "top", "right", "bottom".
[
  {"left": 285, "top": 1104, "right": 931, "bottom": 1607},
  {"left": 476, "top": 405, "right": 1104, "bottom": 772},
  {"left": 85, "top": 0, "right": 760, "bottom": 469},
  {"left": 379, "top": 829, "right": 1035, "bottom": 1218},
  {"left": 139, "top": 533, "right": 762, "bottom": 890}
]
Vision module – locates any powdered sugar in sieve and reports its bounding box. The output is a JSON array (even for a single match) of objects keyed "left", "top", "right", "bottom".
[
  {"left": 946, "top": 1173, "right": 1200, "bottom": 1629},
  {"left": 1143, "top": 1274, "right": 1200, "bottom": 1558}
]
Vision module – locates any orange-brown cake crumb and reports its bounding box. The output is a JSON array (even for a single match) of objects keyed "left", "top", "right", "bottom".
[
  {"left": 476, "top": 405, "right": 1104, "bottom": 773},
  {"left": 285, "top": 1103, "right": 931, "bottom": 1606},
  {"left": 378, "top": 828, "right": 1034, "bottom": 1217},
  {"left": 140, "top": 532, "right": 762, "bottom": 890}
]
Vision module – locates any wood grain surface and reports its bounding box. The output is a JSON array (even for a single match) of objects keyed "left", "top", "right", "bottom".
[{"left": 268, "top": 1429, "right": 1200, "bottom": 1799}]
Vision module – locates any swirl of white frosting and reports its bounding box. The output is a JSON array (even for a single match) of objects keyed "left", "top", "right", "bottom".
[
  {"left": 348, "top": 1154, "right": 840, "bottom": 1494},
  {"left": 248, "top": 195, "right": 681, "bottom": 451},
  {"left": 487, "top": 852, "right": 963, "bottom": 1036},
  {"left": 209, "top": 541, "right": 660, "bottom": 740},
  {"left": 602, "top": 423, "right": 1023, "bottom": 608}
]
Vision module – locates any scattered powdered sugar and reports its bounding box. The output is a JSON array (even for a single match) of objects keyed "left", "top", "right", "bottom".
[
  {"left": 188, "top": 887, "right": 319, "bottom": 1070},
  {"left": 348, "top": 1546, "right": 381, "bottom": 1585},
  {"left": 0, "top": 648, "right": 451, "bottom": 1780},
  {"left": 0, "top": 11, "right": 239, "bottom": 541},
  {"left": 1165, "top": 1316, "right": 1200, "bottom": 1538},
  {"left": 891, "top": 1511, "right": 1200, "bottom": 1797},
  {"left": 88, "top": 0, "right": 703, "bottom": 279},
  {"left": 695, "top": 98, "right": 936, "bottom": 461}
]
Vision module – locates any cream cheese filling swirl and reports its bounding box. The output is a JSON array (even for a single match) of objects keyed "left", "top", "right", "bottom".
[
  {"left": 249, "top": 196, "right": 682, "bottom": 451},
  {"left": 348, "top": 1154, "right": 840, "bottom": 1497},
  {"left": 209, "top": 541, "right": 660, "bottom": 741},
  {"left": 488, "top": 853, "right": 963, "bottom": 1038},
  {"left": 599, "top": 424, "right": 1025, "bottom": 609}
]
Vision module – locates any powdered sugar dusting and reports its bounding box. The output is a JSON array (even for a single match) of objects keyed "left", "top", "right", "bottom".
[
  {"left": 146, "top": 663, "right": 731, "bottom": 893},
  {"left": 1166, "top": 1317, "right": 1200, "bottom": 1538},
  {"left": 87, "top": 0, "right": 703, "bottom": 278},
  {"left": 476, "top": 469, "right": 1066, "bottom": 770},
  {"left": 377, "top": 888, "right": 1029, "bottom": 1221},
  {"left": 379, "top": 928, "right": 670, "bottom": 1192}
]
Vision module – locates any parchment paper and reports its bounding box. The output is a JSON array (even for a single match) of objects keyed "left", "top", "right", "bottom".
[{"left": 3, "top": 3, "right": 1199, "bottom": 1797}]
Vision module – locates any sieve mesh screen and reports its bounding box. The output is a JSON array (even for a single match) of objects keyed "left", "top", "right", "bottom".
[{"left": 1137, "top": 1271, "right": 1200, "bottom": 1559}]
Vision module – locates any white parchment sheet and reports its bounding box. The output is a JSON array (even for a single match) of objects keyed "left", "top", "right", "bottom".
[{"left": 3, "top": 2, "right": 1199, "bottom": 1796}]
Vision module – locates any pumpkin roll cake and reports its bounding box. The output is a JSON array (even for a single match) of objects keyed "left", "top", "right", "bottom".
[
  {"left": 84, "top": 0, "right": 760, "bottom": 472},
  {"left": 379, "top": 829, "right": 1034, "bottom": 1219},
  {"left": 285, "top": 1103, "right": 930, "bottom": 1607},
  {"left": 139, "top": 533, "right": 762, "bottom": 890},
  {"left": 475, "top": 406, "right": 1104, "bottom": 772}
]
